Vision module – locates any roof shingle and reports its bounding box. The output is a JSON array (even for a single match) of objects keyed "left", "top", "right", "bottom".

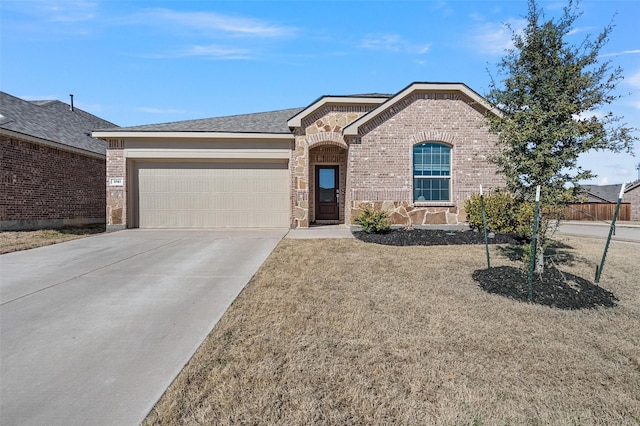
[
  {"left": 98, "top": 107, "right": 304, "bottom": 134},
  {"left": 0, "top": 92, "right": 118, "bottom": 156},
  {"left": 583, "top": 184, "right": 624, "bottom": 203}
]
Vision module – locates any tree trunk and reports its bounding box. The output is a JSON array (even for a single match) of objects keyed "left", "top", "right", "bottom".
[{"left": 535, "top": 248, "right": 544, "bottom": 274}]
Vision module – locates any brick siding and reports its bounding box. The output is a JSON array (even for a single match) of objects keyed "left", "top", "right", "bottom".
[
  {"left": 626, "top": 185, "right": 640, "bottom": 221},
  {"left": 1, "top": 135, "right": 105, "bottom": 230},
  {"left": 345, "top": 94, "right": 504, "bottom": 225},
  {"left": 290, "top": 92, "right": 505, "bottom": 227}
]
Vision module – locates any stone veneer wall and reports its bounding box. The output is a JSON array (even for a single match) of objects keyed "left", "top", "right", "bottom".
[
  {"left": 0, "top": 134, "right": 105, "bottom": 230},
  {"left": 349, "top": 200, "right": 466, "bottom": 227},
  {"left": 105, "top": 139, "right": 126, "bottom": 230},
  {"left": 291, "top": 106, "right": 378, "bottom": 227},
  {"left": 346, "top": 92, "right": 505, "bottom": 226}
]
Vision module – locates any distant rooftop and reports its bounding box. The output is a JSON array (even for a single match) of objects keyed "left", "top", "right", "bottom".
[
  {"left": 0, "top": 92, "right": 118, "bottom": 156},
  {"left": 582, "top": 184, "right": 624, "bottom": 203}
]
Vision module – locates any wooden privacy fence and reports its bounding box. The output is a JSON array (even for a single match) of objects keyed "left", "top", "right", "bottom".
[{"left": 563, "top": 203, "right": 631, "bottom": 221}]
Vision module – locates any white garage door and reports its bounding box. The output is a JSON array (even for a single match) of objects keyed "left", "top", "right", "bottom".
[{"left": 135, "top": 161, "right": 290, "bottom": 228}]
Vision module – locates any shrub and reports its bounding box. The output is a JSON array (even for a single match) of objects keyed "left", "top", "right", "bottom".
[
  {"left": 465, "top": 188, "right": 532, "bottom": 236},
  {"left": 353, "top": 205, "right": 391, "bottom": 234}
]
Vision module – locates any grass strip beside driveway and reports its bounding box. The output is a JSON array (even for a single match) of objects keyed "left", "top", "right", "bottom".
[
  {"left": 145, "top": 237, "right": 640, "bottom": 425},
  {"left": 0, "top": 226, "right": 105, "bottom": 254}
]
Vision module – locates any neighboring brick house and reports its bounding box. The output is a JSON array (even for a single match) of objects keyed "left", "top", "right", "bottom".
[
  {"left": 1, "top": 92, "right": 118, "bottom": 230},
  {"left": 625, "top": 181, "right": 640, "bottom": 221},
  {"left": 94, "top": 82, "right": 504, "bottom": 230}
]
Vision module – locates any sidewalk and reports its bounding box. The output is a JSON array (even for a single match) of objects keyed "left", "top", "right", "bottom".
[
  {"left": 562, "top": 220, "right": 640, "bottom": 228},
  {"left": 285, "top": 224, "right": 354, "bottom": 239}
]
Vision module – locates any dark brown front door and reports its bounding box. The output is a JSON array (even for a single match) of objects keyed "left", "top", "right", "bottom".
[{"left": 315, "top": 166, "right": 339, "bottom": 221}]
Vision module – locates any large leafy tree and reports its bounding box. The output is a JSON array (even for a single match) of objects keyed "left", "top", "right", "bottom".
[{"left": 486, "top": 0, "right": 637, "bottom": 272}]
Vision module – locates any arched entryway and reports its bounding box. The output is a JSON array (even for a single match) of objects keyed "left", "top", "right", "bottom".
[{"left": 308, "top": 143, "right": 348, "bottom": 224}]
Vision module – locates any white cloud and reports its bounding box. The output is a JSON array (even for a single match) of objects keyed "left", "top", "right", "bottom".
[
  {"left": 578, "top": 150, "right": 639, "bottom": 185},
  {"left": 433, "top": 1, "right": 454, "bottom": 17},
  {"left": 8, "top": 0, "right": 97, "bottom": 22},
  {"left": 360, "top": 34, "right": 430, "bottom": 55},
  {"left": 567, "top": 26, "right": 594, "bottom": 36},
  {"left": 360, "top": 34, "right": 403, "bottom": 51},
  {"left": 471, "top": 18, "right": 526, "bottom": 56},
  {"left": 144, "top": 45, "right": 252, "bottom": 60},
  {"left": 417, "top": 44, "right": 431, "bottom": 54},
  {"left": 177, "top": 45, "right": 253, "bottom": 60},
  {"left": 133, "top": 8, "right": 296, "bottom": 38},
  {"left": 624, "top": 70, "right": 640, "bottom": 111},
  {"left": 626, "top": 70, "right": 640, "bottom": 88},
  {"left": 573, "top": 110, "right": 607, "bottom": 121},
  {"left": 599, "top": 49, "right": 640, "bottom": 58}
]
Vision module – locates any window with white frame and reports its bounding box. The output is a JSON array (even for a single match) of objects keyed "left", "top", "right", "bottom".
[{"left": 413, "top": 142, "right": 451, "bottom": 202}]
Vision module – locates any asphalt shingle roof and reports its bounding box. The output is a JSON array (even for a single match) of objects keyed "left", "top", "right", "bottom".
[
  {"left": 583, "top": 184, "right": 624, "bottom": 203},
  {"left": 0, "top": 92, "right": 118, "bottom": 156},
  {"left": 100, "top": 107, "right": 305, "bottom": 134}
]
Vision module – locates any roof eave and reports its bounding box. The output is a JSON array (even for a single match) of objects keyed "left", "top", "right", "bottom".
[
  {"left": 343, "top": 82, "right": 499, "bottom": 136},
  {"left": 92, "top": 130, "right": 294, "bottom": 140},
  {"left": 625, "top": 181, "right": 640, "bottom": 193},
  {"left": 286, "top": 96, "right": 388, "bottom": 128},
  {"left": 2, "top": 128, "right": 105, "bottom": 159}
]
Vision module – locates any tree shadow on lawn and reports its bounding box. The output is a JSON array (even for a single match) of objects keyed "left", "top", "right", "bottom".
[
  {"left": 495, "top": 240, "right": 594, "bottom": 269},
  {"left": 472, "top": 266, "right": 617, "bottom": 310},
  {"left": 352, "top": 229, "right": 615, "bottom": 309}
]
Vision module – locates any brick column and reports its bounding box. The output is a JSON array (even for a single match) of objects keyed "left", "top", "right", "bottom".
[
  {"left": 106, "top": 139, "right": 127, "bottom": 230},
  {"left": 291, "top": 134, "right": 309, "bottom": 227}
]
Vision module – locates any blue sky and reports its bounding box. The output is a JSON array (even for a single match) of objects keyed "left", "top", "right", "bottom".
[{"left": 2, "top": 0, "right": 639, "bottom": 186}]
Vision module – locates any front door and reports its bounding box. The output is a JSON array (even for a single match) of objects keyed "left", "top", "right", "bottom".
[{"left": 315, "top": 166, "right": 339, "bottom": 221}]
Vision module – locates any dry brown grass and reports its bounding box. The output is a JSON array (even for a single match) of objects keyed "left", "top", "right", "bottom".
[
  {"left": 0, "top": 225, "right": 105, "bottom": 254},
  {"left": 144, "top": 236, "right": 640, "bottom": 425}
]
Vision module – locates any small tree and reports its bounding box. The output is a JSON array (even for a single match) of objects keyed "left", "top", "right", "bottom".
[{"left": 486, "top": 0, "right": 637, "bottom": 272}]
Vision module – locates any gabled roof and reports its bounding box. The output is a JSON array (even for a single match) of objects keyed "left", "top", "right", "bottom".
[
  {"left": 0, "top": 91, "right": 117, "bottom": 157},
  {"left": 287, "top": 95, "right": 389, "bottom": 128},
  {"left": 343, "top": 82, "right": 498, "bottom": 136},
  {"left": 582, "top": 184, "right": 624, "bottom": 203},
  {"left": 96, "top": 107, "right": 304, "bottom": 135}
]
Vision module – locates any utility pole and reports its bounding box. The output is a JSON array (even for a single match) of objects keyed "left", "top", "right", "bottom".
[{"left": 636, "top": 162, "right": 640, "bottom": 181}]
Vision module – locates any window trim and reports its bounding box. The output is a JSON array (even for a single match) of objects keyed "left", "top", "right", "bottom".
[{"left": 412, "top": 142, "right": 452, "bottom": 204}]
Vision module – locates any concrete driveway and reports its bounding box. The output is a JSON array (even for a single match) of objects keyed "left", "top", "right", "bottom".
[{"left": 0, "top": 229, "right": 286, "bottom": 426}]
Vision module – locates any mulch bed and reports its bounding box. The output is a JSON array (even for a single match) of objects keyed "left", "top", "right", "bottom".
[
  {"left": 472, "top": 266, "right": 617, "bottom": 310},
  {"left": 352, "top": 228, "right": 520, "bottom": 246},
  {"left": 353, "top": 228, "right": 617, "bottom": 310}
]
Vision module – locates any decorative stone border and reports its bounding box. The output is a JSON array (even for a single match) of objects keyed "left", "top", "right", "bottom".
[{"left": 350, "top": 200, "right": 467, "bottom": 226}]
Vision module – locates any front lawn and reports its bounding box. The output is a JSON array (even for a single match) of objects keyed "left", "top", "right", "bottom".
[{"left": 144, "top": 236, "right": 640, "bottom": 425}]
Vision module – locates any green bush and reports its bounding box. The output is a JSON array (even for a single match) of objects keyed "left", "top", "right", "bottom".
[
  {"left": 353, "top": 205, "right": 391, "bottom": 234},
  {"left": 465, "top": 188, "right": 532, "bottom": 236}
]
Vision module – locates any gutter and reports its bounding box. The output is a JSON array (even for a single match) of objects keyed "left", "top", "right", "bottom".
[{"left": 1, "top": 128, "right": 105, "bottom": 160}]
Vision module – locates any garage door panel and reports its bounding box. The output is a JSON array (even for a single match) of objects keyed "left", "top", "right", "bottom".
[{"left": 136, "top": 162, "right": 289, "bottom": 228}]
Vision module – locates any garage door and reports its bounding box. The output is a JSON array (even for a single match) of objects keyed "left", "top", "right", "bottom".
[{"left": 135, "top": 161, "right": 290, "bottom": 228}]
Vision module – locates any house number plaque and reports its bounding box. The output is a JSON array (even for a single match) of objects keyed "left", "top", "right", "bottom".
[{"left": 108, "top": 177, "right": 124, "bottom": 187}]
